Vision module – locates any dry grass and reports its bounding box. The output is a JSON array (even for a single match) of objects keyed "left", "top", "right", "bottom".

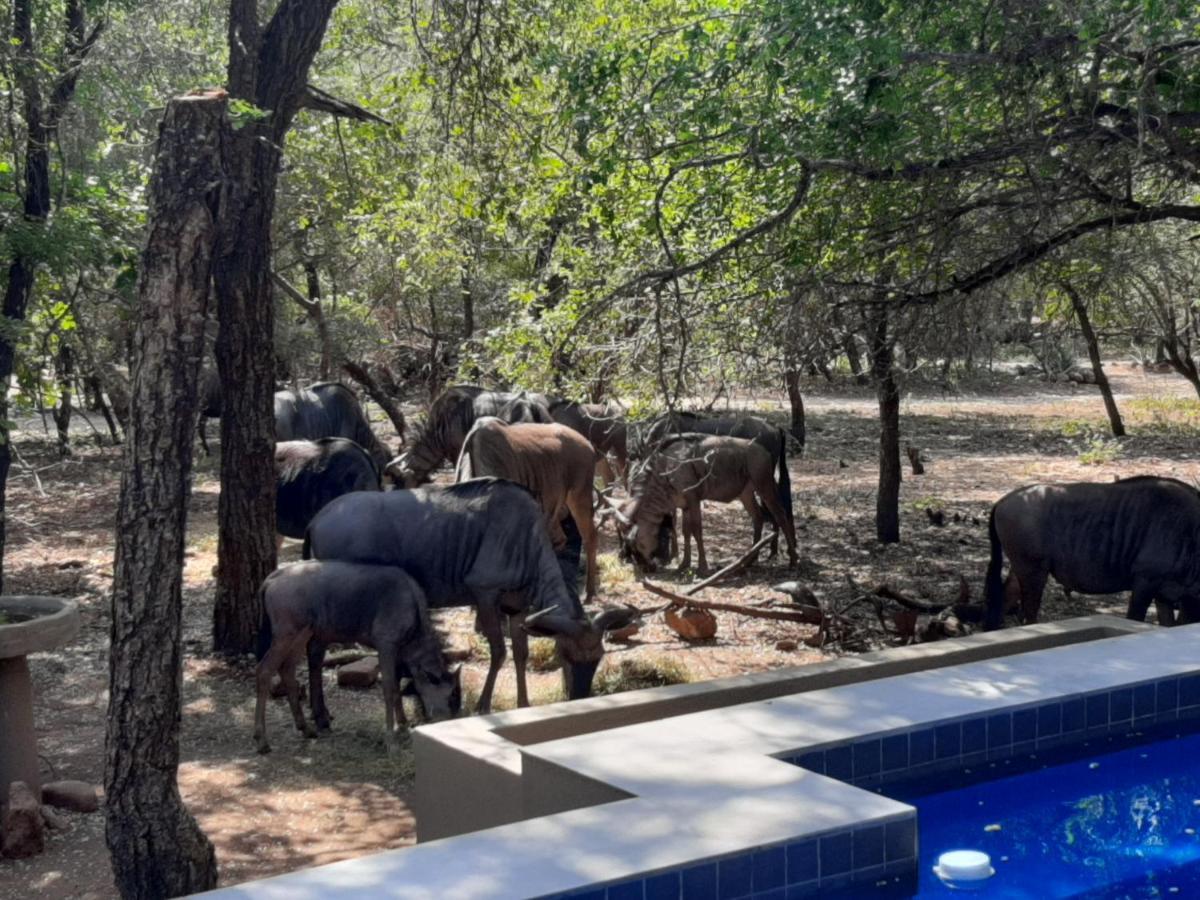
[{"left": 591, "top": 654, "right": 691, "bottom": 695}]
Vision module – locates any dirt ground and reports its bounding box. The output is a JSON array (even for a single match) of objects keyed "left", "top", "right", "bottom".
[{"left": 2, "top": 362, "right": 1198, "bottom": 898}]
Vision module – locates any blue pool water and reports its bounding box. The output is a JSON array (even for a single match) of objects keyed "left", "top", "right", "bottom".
[{"left": 890, "top": 728, "right": 1200, "bottom": 898}]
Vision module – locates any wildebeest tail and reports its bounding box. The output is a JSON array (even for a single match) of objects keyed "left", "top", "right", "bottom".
[
  {"left": 255, "top": 581, "right": 273, "bottom": 661},
  {"left": 776, "top": 427, "right": 794, "bottom": 524},
  {"left": 983, "top": 505, "right": 1005, "bottom": 631},
  {"left": 301, "top": 530, "right": 313, "bottom": 560}
]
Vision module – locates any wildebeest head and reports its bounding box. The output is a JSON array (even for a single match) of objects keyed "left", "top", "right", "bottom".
[
  {"left": 410, "top": 664, "right": 463, "bottom": 722},
  {"left": 523, "top": 605, "right": 639, "bottom": 699},
  {"left": 384, "top": 451, "right": 430, "bottom": 489}
]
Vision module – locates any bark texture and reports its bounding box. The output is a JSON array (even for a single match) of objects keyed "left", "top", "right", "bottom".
[
  {"left": 104, "top": 92, "right": 224, "bottom": 899},
  {"left": 212, "top": 0, "right": 339, "bottom": 654}
]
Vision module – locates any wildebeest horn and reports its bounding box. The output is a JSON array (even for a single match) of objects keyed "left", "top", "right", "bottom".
[
  {"left": 598, "top": 493, "right": 632, "bottom": 526},
  {"left": 592, "top": 604, "right": 640, "bottom": 632},
  {"left": 523, "top": 605, "right": 584, "bottom": 637}
]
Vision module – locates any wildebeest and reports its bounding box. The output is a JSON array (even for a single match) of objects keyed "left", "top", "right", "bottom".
[
  {"left": 197, "top": 368, "right": 223, "bottom": 455},
  {"left": 634, "top": 411, "right": 793, "bottom": 556},
  {"left": 387, "top": 385, "right": 553, "bottom": 487},
  {"left": 613, "top": 434, "right": 798, "bottom": 574},
  {"left": 984, "top": 476, "right": 1200, "bottom": 630},
  {"left": 275, "top": 382, "right": 392, "bottom": 470},
  {"left": 275, "top": 438, "right": 381, "bottom": 542},
  {"left": 304, "top": 478, "right": 633, "bottom": 712},
  {"left": 548, "top": 399, "right": 628, "bottom": 487},
  {"left": 454, "top": 417, "right": 600, "bottom": 600},
  {"left": 254, "top": 560, "right": 462, "bottom": 754}
]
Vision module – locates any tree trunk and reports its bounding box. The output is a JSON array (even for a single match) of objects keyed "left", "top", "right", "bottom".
[
  {"left": 783, "top": 366, "right": 807, "bottom": 452},
  {"left": 87, "top": 375, "right": 122, "bottom": 445},
  {"left": 52, "top": 342, "right": 73, "bottom": 456},
  {"left": 461, "top": 269, "right": 475, "bottom": 339},
  {"left": 104, "top": 91, "right": 224, "bottom": 900},
  {"left": 341, "top": 361, "right": 406, "bottom": 445},
  {"left": 869, "top": 307, "right": 901, "bottom": 544},
  {"left": 1063, "top": 282, "right": 1124, "bottom": 437},
  {"left": 302, "top": 260, "right": 334, "bottom": 380},
  {"left": 212, "top": 0, "right": 339, "bottom": 655}
]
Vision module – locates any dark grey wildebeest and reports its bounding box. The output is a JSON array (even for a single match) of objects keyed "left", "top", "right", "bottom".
[
  {"left": 614, "top": 434, "right": 798, "bottom": 575},
  {"left": 254, "top": 560, "right": 462, "bottom": 754},
  {"left": 548, "top": 399, "right": 628, "bottom": 488},
  {"left": 387, "top": 385, "right": 552, "bottom": 488},
  {"left": 275, "top": 438, "right": 380, "bottom": 542},
  {"left": 274, "top": 382, "right": 392, "bottom": 469},
  {"left": 304, "top": 478, "right": 633, "bottom": 713},
  {"left": 984, "top": 476, "right": 1200, "bottom": 630}
]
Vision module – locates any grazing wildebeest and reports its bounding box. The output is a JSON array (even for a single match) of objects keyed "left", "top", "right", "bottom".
[
  {"left": 984, "top": 476, "right": 1200, "bottom": 630},
  {"left": 613, "top": 434, "right": 798, "bottom": 574},
  {"left": 197, "top": 368, "right": 223, "bottom": 455},
  {"left": 386, "top": 385, "right": 553, "bottom": 487},
  {"left": 548, "top": 399, "right": 628, "bottom": 487},
  {"left": 254, "top": 560, "right": 462, "bottom": 754},
  {"left": 275, "top": 438, "right": 381, "bottom": 542},
  {"left": 274, "top": 382, "right": 392, "bottom": 469},
  {"left": 634, "top": 411, "right": 794, "bottom": 556},
  {"left": 454, "top": 417, "right": 600, "bottom": 600},
  {"left": 304, "top": 479, "right": 633, "bottom": 712}
]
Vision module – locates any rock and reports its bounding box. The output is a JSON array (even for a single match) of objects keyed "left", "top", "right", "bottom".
[
  {"left": 664, "top": 606, "right": 717, "bottom": 642},
  {"left": 40, "top": 780, "right": 99, "bottom": 814},
  {"left": 2, "top": 781, "right": 45, "bottom": 858},
  {"left": 40, "top": 807, "right": 69, "bottom": 831},
  {"left": 337, "top": 655, "right": 380, "bottom": 689},
  {"left": 775, "top": 639, "right": 798, "bottom": 652}
]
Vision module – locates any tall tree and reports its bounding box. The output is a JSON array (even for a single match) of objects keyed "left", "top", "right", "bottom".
[
  {"left": 105, "top": 90, "right": 224, "bottom": 900},
  {"left": 211, "top": 0, "right": 339, "bottom": 654},
  {"left": 0, "top": 0, "right": 104, "bottom": 590}
]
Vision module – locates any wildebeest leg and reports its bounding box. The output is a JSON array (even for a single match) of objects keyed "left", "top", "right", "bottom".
[
  {"left": 738, "top": 487, "right": 764, "bottom": 567},
  {"left": 596, "top": 456, "right": 616, "bottom": 487},
  {"left": 1126, "top": 578, "right": 1158, "bottom": 622},
  {"left": 280, "top": 634, "right": 316, "bottom": 740},
  {"left": 683, "top": 498, "right": 707, "bottom": 574},
  {"left": 1179, "top": 597, "right": 1200, "bottom": 625},
  {"left": 198, "top": 419, "right": 210, "bottom": 456},
  {"left": 307, "top": 640, "right": 333, "bottom": 731},
  {"left": 756, "top": 483, "right": 798, "bottom": 568},
  {"left": 254, "top": 631, "right": 296, "bottom": 754},
  {"left": 566, "top": 489, "right": 599, "bottom": 602},
  {"left": 510, "top": 611, "right": 530, "bottom": 708},
  {"left": 378, "top": 645, "right": 402, "bottom": 753},
  {"left": 1155, "top": 601, "right": 1177, "bottom": 626},
  {"left": 474, "top": 594, "right": 506, "bottom": 715},
  {"left": 1014, "top": 567, "right": 1048, "bottom": 625}
]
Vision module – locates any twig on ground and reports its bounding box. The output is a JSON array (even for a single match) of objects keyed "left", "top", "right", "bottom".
[
  {"left": 642, "top": 579, "right": 824, "bottom": 624},
  {"left": 684, "top": 533, "right": 774, "bottom": 595}
]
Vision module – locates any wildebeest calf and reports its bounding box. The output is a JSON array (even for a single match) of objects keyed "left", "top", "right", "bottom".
[
  {"left": 254, "top": 560, "right": 461, "bottom": 754},
  {"left": 275, "top": 438, "right": 380, "bottom": 542},
  {"left": 455, "top": 417, "right": 601, "bottom": 600},
  {"left": 615, "top": 434, "right": 798, "bottom": 574},
  {"left": 985, "top": 476, "right": 1200, "bottom": 630}
]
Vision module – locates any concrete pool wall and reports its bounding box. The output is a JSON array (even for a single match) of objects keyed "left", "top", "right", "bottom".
[{"left": 197, "top": 615, "right": 1200, "bottom": 900}]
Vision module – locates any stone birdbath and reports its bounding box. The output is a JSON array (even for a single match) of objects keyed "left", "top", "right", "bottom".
[{"left": 0, "top": 596, "right": 79, "bottom": 805}]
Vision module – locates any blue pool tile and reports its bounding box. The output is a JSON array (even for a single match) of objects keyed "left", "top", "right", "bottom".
[
  {"left": 755, "top": 890, "right": 785, "bottom": 900},
  {"left": 987, "top": 713, "right": 1011, "bottom": 748},
  {"left": 820, "top": 832, "right": 853, "bottom": 877},
  {"left": 1110, "top": 688, "right": 1133, "bottom": 722},
  {"left": 1038, "top": 703, "right": 1061, "bottom": 738},
  {"left": 962, "top": 718, "right": 986, "bottom": 754},
  {"left": 1158, "top": 679, "right": 1179, "bottom": 714},
  {"left": 853, "top": 826, "right": 884, "bottom": 869},
  {"left": 785, "top": 884, "right": 817, "bottom": 900},
  {"left": 644, "top": 872, "right": 679, "bottom": 900},
  {"left": 564, "top": 890, "right": 605, "bottom": 900},
  {"left": 1086, "top": 693, "right": 1109, "bottom": 728},
  {"left": 1181, "top": 674, "right": 1200, "bottom": 708},
  {"left": 753, "top": 846, "right": 785, "bottom": 892},
  {"left": 1012, "top": 708, "right": 1037, "bottom": 742},
  {"left": 881, "top": 734, "right": 908, "bottom": 771},
  {"left": 853, "top": 741, "right": 881, "bottom": 779},
  {"left": 885, "top": 818, "right": 917, "bottom": 862},
  {"left": 606, "top": 879, "right": 643, "bottom": 900},
  {"left": 1134, "top": 683, "right": 1156, "bottom": 719},
  {"left": 682, "top": 863, "right": 717, "bottom": 900},
  {"left": 1062, "top": 697, "right": 1085, "bottom": 733},
  {"left": 934, "top": 723, "right": 961, "bottom": 760},
  {"left": 786, "top": 840, "right": 818, "bottom": 884},
  {"left": 718, "top": 854, "right": 753, "bottom": 899},
  {"left": 909, "top": 729, "right": 935, "bottom": 766},
  {"left": 796, "top": 750, "right": 824, "bottom": 774},
  {"left": 824, "top": 746, "right": 852, "bottom": 782}
]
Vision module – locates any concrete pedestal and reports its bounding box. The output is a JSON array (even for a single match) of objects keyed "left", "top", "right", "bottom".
[{"left": 0, "top": 656, "right": 39, "bottom": 804}]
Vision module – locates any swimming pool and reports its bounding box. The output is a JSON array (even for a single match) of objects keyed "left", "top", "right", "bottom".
[{"left": 892, "top": 725, "right": 1200, "bottom": 898}]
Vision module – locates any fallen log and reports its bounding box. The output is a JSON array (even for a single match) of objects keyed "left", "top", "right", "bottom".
[
  {"left": 641, "top": 580, "right": 825, "bottom": 625},
  {"left": 685, "top": 534, "right": 775, "bottom": 595}
]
